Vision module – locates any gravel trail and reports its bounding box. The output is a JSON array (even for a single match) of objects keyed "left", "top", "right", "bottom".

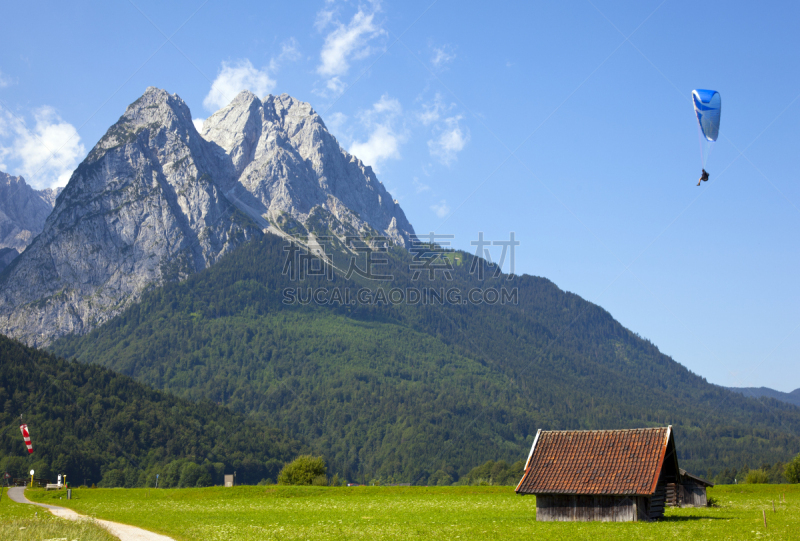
[{"left": 7, "top": 487, "right": 175, "bottom": 541}]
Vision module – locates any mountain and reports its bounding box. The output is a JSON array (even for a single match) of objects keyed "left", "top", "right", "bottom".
[
  {"left": 727, "top": 386, "right": 800, "bottom": 408},
  {"left": 0, "top": 247, "right": 18, "bottom": 273},
  {"left": 200, "top": 91, "right": 414, "bottom": 247},
  {"left": 50, "top": 233, "right": 800, "bottom": 483},
  {"left": 0, "top": 87, "right": 414, "bottom": 346},
  {"left": 0, "top": 88, "right": 262, "bottom": 346},
  {"left": 0, "top": 333, "right": 300, "bottom": 487},
  {"left": 0, "top": 171, "right": 61, "bottom": 252}
]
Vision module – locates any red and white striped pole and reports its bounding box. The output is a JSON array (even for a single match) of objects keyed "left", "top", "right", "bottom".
[{"left": 19, "top": 424, "right": 33, "bottom": 454}]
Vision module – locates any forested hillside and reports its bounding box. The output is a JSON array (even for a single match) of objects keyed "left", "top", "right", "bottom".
[
  {"left": 0, "top": 334, "right": 300, "bottom": 487},
  {"left": 51, "top": 233, "right": 800, "bottom": 483}
]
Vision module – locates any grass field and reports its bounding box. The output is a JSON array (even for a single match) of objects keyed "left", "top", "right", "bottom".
[
  {"left": 0, "top": 485, "right": 116, "bottom": 541},
  {"left": 21, "top": 484, "right": 800, "bottom": 540}
]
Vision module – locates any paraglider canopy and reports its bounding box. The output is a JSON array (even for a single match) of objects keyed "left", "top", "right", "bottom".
[{"left": 692, "top": 89, "right": 721, "bottom": 142}]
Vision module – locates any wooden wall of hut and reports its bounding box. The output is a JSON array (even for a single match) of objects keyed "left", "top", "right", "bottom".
[
  {"left": 535, "top": 495, "right": 654, "bottom": 522},
  {"left": 681, "top": 482, "right": 708, "bottom": 507},
  {"left": 666, "top": 482, "right": 707, "bottom": 507},
  {"left": 649, "top": 482, "right": 667, "bottom": 519}
]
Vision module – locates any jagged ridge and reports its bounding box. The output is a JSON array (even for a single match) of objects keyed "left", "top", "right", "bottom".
[
  {"left": 0, "top": 171, "right": 60, "bottom": 252},
  {"left": 201, "top": 90, "right": 414, "bottom": 247}
]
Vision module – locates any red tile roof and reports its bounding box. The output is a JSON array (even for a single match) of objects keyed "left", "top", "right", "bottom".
[{"left": 516, "top": 427, "right": 672, "bottom": 496}]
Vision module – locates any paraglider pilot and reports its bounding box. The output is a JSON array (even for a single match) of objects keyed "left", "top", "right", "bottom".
[{"left": 697, "top": 169, "right": 709, "bottom": 186}]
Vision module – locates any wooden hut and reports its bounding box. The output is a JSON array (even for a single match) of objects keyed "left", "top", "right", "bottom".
[
  {"left": 515, "top": 426, "right": 680, "bottom": 522},
  {"left": 666, "top": 469, "right": 713, "bottom": 507}
]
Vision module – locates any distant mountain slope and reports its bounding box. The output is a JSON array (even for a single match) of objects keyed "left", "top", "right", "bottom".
[
  {"left": 0, "top": 333, "right": 300, "bottom": 487},
  {"left": 51, "top": 233, "right": 800, "bottom": 483},
  {"left": 727, "top": 386, "right": 800, "bottom": 408},
  {"left": 0, "top": 171, "right": 60, "bottom": 252}
]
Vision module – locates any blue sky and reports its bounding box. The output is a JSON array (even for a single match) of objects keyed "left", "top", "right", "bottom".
[{"left": 1, "top": 0, "right": 799, "bottom": 391}]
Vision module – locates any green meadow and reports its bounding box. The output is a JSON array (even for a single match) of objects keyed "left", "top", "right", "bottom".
[
  {"left": 0, "top": 486, "right": 115, "bottom": 540},
  {"left": 20, "top": 484, "right": 800, "bottom": 540}
]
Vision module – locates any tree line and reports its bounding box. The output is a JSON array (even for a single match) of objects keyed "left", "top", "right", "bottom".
[{"left": 0, "top": 334, "right": 300, "bottom": 487}]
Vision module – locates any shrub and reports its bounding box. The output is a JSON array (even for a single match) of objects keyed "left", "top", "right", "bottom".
[
  {"left": 786, "top": 453, "right": 800, "bottom": 484},
  {"left": 277, "top": 455, "right": 327, "bottom": 486},
  {"left": 311, "top": 474, "right": 328, "bottom": 486},
  {"left": 99, "top": 469, "right": 126, "bottom": 488},
  {"left": 178, "top": 463, "right": 202, "bottom": 488},
  {"left": 427, "top": 470, "right": 453, "bottom": 486},
  {"left": 329, "top": 473, "right": 344, "bottom": 487},
  {"left": 745, "top": 469, "right": 769, "bottom": 484},
  {"left": 463, "top": 459, "right": 525, "bottom": 486}
]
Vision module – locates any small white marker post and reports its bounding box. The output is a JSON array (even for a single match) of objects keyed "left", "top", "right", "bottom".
[{"left": 29, "top": 469, "right": 34, "bottom": 489}]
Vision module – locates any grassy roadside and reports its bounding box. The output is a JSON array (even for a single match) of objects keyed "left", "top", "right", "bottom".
[
  {"left": 0, "top": 486, "right": 42, "bottom": 521},
  {"left": 25, "top": 484, "right": 800, "bottom": 540},
  {"left": 0, "top": 485, "right": 115, "bottom": 540}
]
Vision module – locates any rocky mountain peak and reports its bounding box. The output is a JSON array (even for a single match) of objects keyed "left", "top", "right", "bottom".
[
  {"left": 202, "top": 90, "right": 415, "bottom": 247},
  {"left": 0, "top": 171, "right": 60, "bottom": 252},
  {"left": 200, "top": 90, "right": 263, "bottom": 174},
  {"left": 89, "top": 87, "right": 200, "bottom": 163},
  {"left": 126, "top": 86, "right": 194, "bottom": 131}
]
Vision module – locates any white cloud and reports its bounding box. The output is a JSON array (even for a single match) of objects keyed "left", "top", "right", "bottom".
[
  {"left": 371, "top": 94, "right": 401, "bottom": 116},
  {"left": 418, "top": 108, "right": 440, "bottom": 126},
  {"left": 417, "top": 93, "right": 446, "bottom": 126},
  {"left": 192, "top": 118, "right": 205, "bottom": 132},
  {"left": 0, "top": 70, "right": 13, "bottom": 88},
  {"left": 431, "top": 46, "right": 455, "bottom": 68},
  {"left": 279, "top": 38, "right": 302, "bottom": 63},
  {"left": 430, "top": 199, "right": 450, "bottom": 218},
  {"left": 316, "top": 5, "right": 385, "bottom": 91},
  {"left": 0, "top": 106, "right": 85, "bottom": 189},
  {"left": 203, "top": 59, "right": 276, "bottom": 112},
  {"left": 413, "top": 177, "right": 430, "bottom": 193},
  {"left": 325, "top": 112, "right": 348, "bottom": 137},
  {"left": 349, "top": 94, "right": 404, "bottom": 173},
  {"left": 315, "top": 7, "right": 336, "bottom": 31},
  {"left": 350, "top": 124, "right": 400, "bottom": 173},
  {"left": 428, "top": 115, "right": 469, "bottom": 166},
  {"left": 270, "top": 38, "right": 302, "bottom": 72},
  {"left": 326, "top": 76, "right": 347, "bottom": 94}
]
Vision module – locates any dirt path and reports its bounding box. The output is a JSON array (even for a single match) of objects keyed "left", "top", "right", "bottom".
[{"left": 7, "top": 487, "right": 174, "bottom": 541}]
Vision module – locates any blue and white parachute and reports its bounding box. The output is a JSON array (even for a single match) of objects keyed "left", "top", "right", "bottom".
[
  {"left": 692, "top": 89, "right": 721, "bottom": 141},
  {"left": 692, "top": 89, "right": 721, "bottom": 168}
]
